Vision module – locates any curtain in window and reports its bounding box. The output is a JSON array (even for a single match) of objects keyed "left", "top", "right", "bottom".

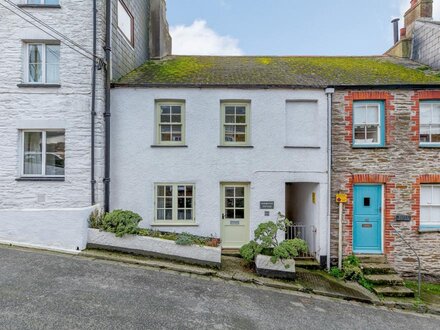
[
  {"left": 28, "top": 45, "right": 42, "bottom": 83},
  {"left": 24, "top": 132, "right": 42, "bottom": 175}
]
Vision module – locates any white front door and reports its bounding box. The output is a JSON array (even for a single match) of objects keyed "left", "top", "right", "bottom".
[{"left": 220, "top": 183, "right": 250, "bottom": 249}]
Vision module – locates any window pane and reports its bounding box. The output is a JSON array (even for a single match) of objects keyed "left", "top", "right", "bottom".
[
  {"left": 186, "top": 198, "right": 192, "bottom": 208},
  {"left": 366, "top": 125, "right": 378, "bottom": 143},
  {"left": 226, "top": 198, "right": 234, "bottom": 207},
  {"left": 433, "top": 186, "right": 440, "bottom": 204},
  {"left": 171, "top": 115, "right": 181, "bottom": 123},
  {"left": 235, "top": 198, "right": 244, "bottom": 208},
  {"left": 353, "top": 105, "right": 365, "bottom": 124},
  {"left": 225, "top": 187, "right": 234, "bottom": 197},
  {"left": 420, "top": 125, "right": 431, "bottom": 143},
  {"left": 186, "top": 210, "right": 192, "bottom": 220},
  {"left": 420, "top": 105, "right": 431, "bottom": 125},
  {"left": 225, "top": 106, "right": 235, "bottom": 115},
  {"left": 186, "top": 186, "right": 193, "bottom": 196},
  {"left": 117, "top": 0, "right": 133, "bottom": 43},
  {"left": 235, "top": 134, "right": 246, "bottom": 142},
  {"left": 28, "top": 44, "right": 42, "bottom": 83},
  {"left": 433, "top": 104, "right": 440, "bottom": 124},
  {"left": 157, "top": 209, "right": 164, "bottom": 220},
  {"left": 420, "top": 206, "right": 430, "bottom": 224},
  {"left": 161, "top": 115, "right": 170, "bottom": 123},
  {"left": 157, "top": 198, "right": 164, "bottom": 208},
  {"left": 236, "top": 107, "right": 246, "bottom": 115},
  {"left": 45, "top": 131, "right": 65, "bottom": 176},
  {"left": 225, "top": 209, "right": 234, "bottom": 219},
  {"left": 165, "top": 186, "right": 172, "bottom": 196},
  {"left": 235, "top": 187, "right": 244, "bottom": 197},
  {"left": 24, "top": 132, "right": 42, "bottom": 175},
  {"left": 178, "top": 209, "right": 185, "bottom": 220},
  {"left": 431, "top": 207, "right": 440, "bottom": 223},
  {"left": 46, "top": 45, "right": 60, "bottom": 84},
  {"left": 165, "top": 198, "right": 172, "bottom": 208},
  {"left": 177, "top": 185, "right": 185, "bottom": 196},
  {"left": 165, "top": 209, "right": 172, "bottom": 220},
  {"left": 236, "top": 115, "right": 246, "bottom": 124},
  {"left": 171, "top": 106, "right": 181, "bottom": 114},
  {"left": 431, "top": 125, "right": 440, "bottom": 143},
  {"left": 161, "top": 106, "right": 171, "bottom": 114},
  {"left": 235, "top": 209, "right": 244, "bottom": 219},
  {"left": 178, "top": 198, "right": 184, "bottom": 208},
  {"left": 225, "top": 115, "right": 235, "bottom": 123},
  {"left": 421, "top": 186, "right": 431, "bottom": 205},
  {"left": 157, "top": 185, "right": 164, "bottom": 196},
  {"left": 45, "top": 0, "right": 60, "bottom": 4},
  {"left": 366, "top": 106, "right": 379, "bottom": 123},
  {"left": 354, "top": 125, "right": 366, "bottom": 142}
]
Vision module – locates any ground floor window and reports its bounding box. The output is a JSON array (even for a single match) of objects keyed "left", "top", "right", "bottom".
[
  {"left": 154, "top": 184, "right": 194, "bottom": 223},
  {"left": 22, "top": 130, "right": 65, "bottom": 177},
  {"left": 420, "top": 185, "right": 440, "bottom": 229}
]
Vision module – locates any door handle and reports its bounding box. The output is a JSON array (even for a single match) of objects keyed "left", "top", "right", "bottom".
[{"left": 222, "top": 213, "right": 225, "bottom": 220}]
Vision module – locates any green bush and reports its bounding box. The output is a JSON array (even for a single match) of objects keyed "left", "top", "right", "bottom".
[
  {"left": 240, "top": 241, "right": 262, "bottom": 262},
  {"left": 101, "top": 210, "right": 142, "bottom": 237},
  {"left": 271, "top": 239, "right": 308, "bottom": 264},
  {"left": 329, "top": 267, "right": 344, "bottom": 278},
  {"left": 89, "top": 209, "right": 104, "bottom": 229}
]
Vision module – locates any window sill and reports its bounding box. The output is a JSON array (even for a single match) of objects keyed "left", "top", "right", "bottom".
[
  {"left": 217, "top": 145, "right": 254, "bottom": 148},
  {"left": 16, "top": 177, "right": 65, "bottom": 182},
  {"left": 419, "top": 226, "right": 440, "bottom": 233},
  {"left": 150, "top": 145, "right": 188, "bottom": 148},
  {"left": 419, "top": 144, "right": 440, "bottom": 148},
  {"left": 17, "top": 84, "right": 61, "bottom": 88},
  {"left": 17, "top": 4, "right": 61, "bottom": 9},
  {"left": 284, "top": 146, "right": 321, "bottom": 149},
  {"left": 352, "top": 145, "right": 388, "bottom": 149},
  {"left": 151, "top": 223, "right": 199, "bottom": 227}
]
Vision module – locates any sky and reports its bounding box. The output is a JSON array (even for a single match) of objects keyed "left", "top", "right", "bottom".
[{"left": 166, "top": 0, "right": 440, "bottom": 56}]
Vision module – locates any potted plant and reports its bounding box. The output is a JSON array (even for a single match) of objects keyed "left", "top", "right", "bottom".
[{"left": 239, "top": 213, "right": 308, "bottom": 280}]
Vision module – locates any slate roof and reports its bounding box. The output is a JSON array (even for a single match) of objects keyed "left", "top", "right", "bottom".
[{"left": 114, "top": 55, "right": 440, "bottom": 88}]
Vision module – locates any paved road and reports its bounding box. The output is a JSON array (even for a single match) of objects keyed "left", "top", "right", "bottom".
[{"left": 0, "top": 247, "right": 438, "bottom": 330}]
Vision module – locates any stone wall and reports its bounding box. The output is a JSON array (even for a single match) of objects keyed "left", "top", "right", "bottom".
[
  {"left": 331, "top": 89, "right": 440, "bottom": 279},
  {"left": 412, "top": 21, "right": 440, "bottom": 70}
]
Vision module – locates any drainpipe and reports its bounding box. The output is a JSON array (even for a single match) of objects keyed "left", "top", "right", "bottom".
[
  {"left": 90, "top": 0, "right": 97, "bottom": 205},
  {"left": 104, "top": 0, "right": 112, "bottom": 212},
  {"left": 325, "top": 87, "right": 335, "bottom": 271}
]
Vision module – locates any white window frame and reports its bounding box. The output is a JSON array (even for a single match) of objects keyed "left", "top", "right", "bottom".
[
  {"left": 420, "top": 184, "right": 440, "bottom": 228},
  {"left": 117, "top": 0, "right": 134, "bottom": 46},
  {"left": 353, "top": 101, "right": 384, "bottom": 147},
  {"left": 25, "top": 43, "right": 60, "bottom": 84},
  {"left": 21, "top": 130, "right": 65, "bottom": 178},
  {"left": 220, "top": 102, "right": 251, "bottom": 146},
  {"left": 153, "top": 183, "right": 195, "bottom": 225},
  {"left": 420, "top": 101, "right": 440, "bottom": 146},
  {"left": 155, "top": 101, "right": 186, "bottom": 145}
]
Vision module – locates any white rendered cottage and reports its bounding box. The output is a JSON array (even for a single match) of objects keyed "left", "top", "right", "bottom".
[{"left": 111, "top": 56, "right": 333, "bottom": 265}]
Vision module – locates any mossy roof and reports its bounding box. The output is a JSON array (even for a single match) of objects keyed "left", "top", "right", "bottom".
[{"left": 115, "top": 55, "right": 440, "bottom": 88}]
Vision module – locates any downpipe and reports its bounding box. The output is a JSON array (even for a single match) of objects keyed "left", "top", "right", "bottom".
[
  {"left": 104, "top": 0, "right": 112, "bottom": 212},
  {"left": 90, "top": 0, "right": 97, "bottom": 205}
]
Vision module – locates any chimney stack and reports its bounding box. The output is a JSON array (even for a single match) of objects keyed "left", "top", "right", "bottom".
[
  {"left": 391, "top": 18, "right": 400, "bottom": 44},
  {"left": 403, "top": 0, "right": 433, "bottom": 38}
]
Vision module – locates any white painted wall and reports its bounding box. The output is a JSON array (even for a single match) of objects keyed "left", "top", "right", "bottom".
[
  {"left": 0, "top": 206, "right": 95, "bottom": 253},
  {"left": 0, "top": 0, "right": 106, "bottom": 209},
  {"left": 110, "top": 88, "right": 329, "bottom": 258}
]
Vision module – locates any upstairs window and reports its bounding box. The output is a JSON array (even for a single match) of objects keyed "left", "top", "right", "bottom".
[
  {"left": 420, "top": 185, "right": 440, "bottom": 229},
  {"left": 156, "top": 101, "right": 185, "bottom": 145},
  {"left": 353, "top": 101, "right": 385, "bottom": 147},
  {"left": 420, "top": 101, "right": 440, "bottom": 146},
  {"left": 26, "top": 43, "right": 60, "bottom": 84},
  {"left": 27, "top": 1, "right": 60, "bottom": 4},
  {"left": 221, "top": 102, "right": 250, "bottom": 146},
  {"left": 22, "top": 130, "right": 65, "bottom": 177},
  {"left": 117, "top": 0, "right": 134, "bottom": 46}
]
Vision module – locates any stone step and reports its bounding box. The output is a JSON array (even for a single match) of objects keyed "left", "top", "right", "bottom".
[
  {"left": 356, "top": 254, "right": 387, "bottom": 264},
  {"left": 295, "top": 259, "right": 321, "bottom": 270},
  {"left": 373, "top": 286, "right": 415, "bottom": 298},
  {"left": 364, "top": 274, "right": 404, "bottom": 286},
  {"left": 361, "top": 263, "right": 397, "bottom": 275}
]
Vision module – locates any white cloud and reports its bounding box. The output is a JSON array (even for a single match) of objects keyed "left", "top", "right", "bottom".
[
  {"left": 399, "top": 0, "right": 440, "bottom": 19},
  {"left": 170, "top": 20, "right": 243, "bottom": 56}
]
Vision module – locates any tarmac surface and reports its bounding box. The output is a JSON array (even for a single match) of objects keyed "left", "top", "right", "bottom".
[{"left": 0, "top": 246, "right": 439, "bottom": 330}]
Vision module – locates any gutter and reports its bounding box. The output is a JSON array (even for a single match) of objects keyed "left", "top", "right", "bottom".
[
  {"left": 90, "top": 0, "right": 97, "bottom": 205},
  {"left": 325, "top": 87, "right": 335, "bottom": 271},
  {"left": 104, "top": 0, "right": 111, "bottom": 212}
]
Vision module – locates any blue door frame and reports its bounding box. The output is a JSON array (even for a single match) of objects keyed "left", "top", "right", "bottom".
[{"left": 353, "top": 185, "right": 382, "bottom": 254}]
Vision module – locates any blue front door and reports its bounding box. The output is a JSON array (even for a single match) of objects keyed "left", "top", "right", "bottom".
[{"left": 353, "top": 185, "right": 382, "bottom": 254}]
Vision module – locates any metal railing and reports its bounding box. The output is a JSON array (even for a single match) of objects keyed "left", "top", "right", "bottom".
[
  {"left": 391, "top": 224, "right": 421, "bottom": 299},
  {"left": 286, "top": 224, "right": 316, "bottom": 257}
]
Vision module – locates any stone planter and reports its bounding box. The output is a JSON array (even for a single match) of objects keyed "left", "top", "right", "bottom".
[
  {"left": 87, "top": 229, "right": 221, "bottom": 268},
  {"left": 255, "top": 254, "right": 296, "bottom": 280}
]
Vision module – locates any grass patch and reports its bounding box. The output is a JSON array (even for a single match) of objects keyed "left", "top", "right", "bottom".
[{"left": 405, "top": 280, "right": 440, "bottom": 305}]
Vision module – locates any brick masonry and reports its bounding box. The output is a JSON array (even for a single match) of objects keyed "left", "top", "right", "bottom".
[{"left": 331, "top": 89, "right": 440, "bottom": 279}]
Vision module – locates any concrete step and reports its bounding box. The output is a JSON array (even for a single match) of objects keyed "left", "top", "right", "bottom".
[
  {"left": 221, "top": 249, "right": 241, "bottom": 257},
  {"left": 373, "top": 286, "right": 415, "bottom": 298},
  {"left": 356, "top": 254, "right": 387, "bottom": 264},
  {"left": 361, "top": 263, "right": 397, "bottom": 275},
  {"left": 364, "top": 274, "right": 404, "bottom": 286}
]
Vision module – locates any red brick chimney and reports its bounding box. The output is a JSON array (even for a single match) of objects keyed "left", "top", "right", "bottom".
[{"left": 402, "top": 0, "right": 433, "bottom": 38}]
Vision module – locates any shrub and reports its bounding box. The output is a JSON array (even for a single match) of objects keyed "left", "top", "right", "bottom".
[
  {"left": 329, "top": 267, "right": 344, "bottom": 279},
  {"left": 101, "top": 210, "right": 142, "bottom": 237},
  {"left": 175, "top": 232, "right": 196, "bottom": 246},
  {"left": 240, "top": 241, "right": 262, "bottom": 262},
  {"left": 271, "top": 239, "right": 308, "bottom": 265}
]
